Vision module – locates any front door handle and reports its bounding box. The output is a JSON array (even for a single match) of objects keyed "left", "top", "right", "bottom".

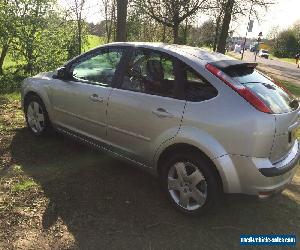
[
  {"left": 152, "top": 108, "right": 174, "bottom": 118},
  {"left": 89, "top": 94, "right": 104, "bottom": 103}
]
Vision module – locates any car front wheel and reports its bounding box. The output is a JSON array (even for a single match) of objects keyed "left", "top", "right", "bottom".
[
  {"left": 25, "top": 95, "right": 51, "bottom": 136},
  {"left": 162, "top": 152, "right": 221, "bottom": 215}
]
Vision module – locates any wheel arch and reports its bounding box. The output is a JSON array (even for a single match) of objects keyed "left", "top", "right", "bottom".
[
  {"left": 156, "top": 143, "right": 224, "bottom": 192},
  {"left": 24, "top": 91, "right": 41, "bottom": 108},
  {"left": 23, "top": 89, "right": 52, "bottom": 119}
]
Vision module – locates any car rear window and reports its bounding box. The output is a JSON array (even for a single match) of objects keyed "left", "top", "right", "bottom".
[{"left": 223, "top": 67, "right": 298, "bottom": 113}]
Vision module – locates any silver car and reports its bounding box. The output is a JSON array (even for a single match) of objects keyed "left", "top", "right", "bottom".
[{"left": 21, "top": 42, "right": 300, "bottom": 214}]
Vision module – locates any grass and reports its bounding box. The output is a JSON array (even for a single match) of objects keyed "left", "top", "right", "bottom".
[
  {"left": 12, "top": 180, "right": 37, "bottom": 192},
  {"left": 278, "top": 79, "right": 300, "bottom": 96},
  {"left": 270, "top": 55, "right": 296, "bottom": 65},
  {"left": 83, "top": 35, "right": 106, "bottom": 52},
  {"left": 1, "top": 92, "right": 20, "bottom": 101}
]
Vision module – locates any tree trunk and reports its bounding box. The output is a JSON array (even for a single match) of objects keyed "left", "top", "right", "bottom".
[
  {"left": 162, "top": 23, "right": 166, "bottom": 42},
  {"left": 213, "top": 13, "right": 222, "bottom": 52},
  {"left": 0, "top": 43, "right": 9, "bottom": 74},
  {"left": 78, "top": 19, "right": 82, "bottom": 54},
  {"left": 181, "top": 19, "right": 189, "bottom": 45},
  {"left": 173, "top": 23, "right": 179, "bottom": 44},
  {"left": 217, "top": 0, "right": 235, "bottom": 54},
  {"left": 116, "top": 0, "right": 128, "bottom": 42}
]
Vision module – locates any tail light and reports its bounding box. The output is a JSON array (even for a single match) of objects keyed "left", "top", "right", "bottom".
[{"left": 205, "top": 64, "right": 272, "bottom": 114}]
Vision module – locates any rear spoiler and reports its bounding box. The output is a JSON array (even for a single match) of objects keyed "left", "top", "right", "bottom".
[{"left": 209, "top": 60, "right": 258, "bottom": 71}]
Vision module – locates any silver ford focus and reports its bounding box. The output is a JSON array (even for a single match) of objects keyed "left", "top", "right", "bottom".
[{"left": 21, "top": 43, "right": 300, "bottom": 214}]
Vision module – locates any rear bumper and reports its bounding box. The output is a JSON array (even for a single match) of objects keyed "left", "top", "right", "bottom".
[
  {"left": 259, "top": 140, "right": 300, "bottom": 177},
  {"left": 213, "top": 140, "right": 300, "bottom": 195}
]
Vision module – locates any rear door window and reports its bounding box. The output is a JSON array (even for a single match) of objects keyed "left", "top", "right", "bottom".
[{"left": 223, "top": 67, "right": 298, "bottom": 113}]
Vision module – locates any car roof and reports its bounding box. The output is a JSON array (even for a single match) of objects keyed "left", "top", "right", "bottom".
[{"left": 104, "top": 42, "right": 234, "bottom": 63}]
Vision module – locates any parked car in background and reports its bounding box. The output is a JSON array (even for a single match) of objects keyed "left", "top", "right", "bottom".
[
  {"left": 250, "top": 45, "right": 256, "bottom": 52},
  {"left": 258, "top": 49, "right": 270, "bottom": 59},
  {"left": 21, "top": 42, "right": 300, "bottom": 214}
]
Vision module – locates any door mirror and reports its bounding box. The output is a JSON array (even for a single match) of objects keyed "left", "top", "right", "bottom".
[{"left": 53, "top": 67, "right": 71, "bottom": 80}]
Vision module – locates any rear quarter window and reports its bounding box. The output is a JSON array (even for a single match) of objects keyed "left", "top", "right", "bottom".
[{"left": 184, "top": 66, "right": 218, "bottom": 102}]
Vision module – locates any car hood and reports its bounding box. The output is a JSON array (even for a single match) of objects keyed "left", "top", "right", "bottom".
[{"left": 33, "top": 71, "right": 55, "bottom": 79}]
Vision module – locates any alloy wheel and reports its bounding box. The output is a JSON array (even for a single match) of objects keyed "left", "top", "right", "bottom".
[
  {"left": 168, "top": 161, "right": 207, "bottom": 211},
  {"left": 26, "top": 101, "right": 45, "bottom": 133}
]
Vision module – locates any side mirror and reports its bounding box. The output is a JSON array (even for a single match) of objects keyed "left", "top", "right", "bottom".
[{"left": 53, "top": 67, "right": 71, "bottom": 80}]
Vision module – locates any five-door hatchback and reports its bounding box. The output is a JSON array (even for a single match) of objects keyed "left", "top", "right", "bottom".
[{"left": 21, "top": 42, "right": 300, "bottom": 214}]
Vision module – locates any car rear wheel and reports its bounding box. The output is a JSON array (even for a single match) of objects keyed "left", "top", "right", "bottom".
[
  {"left": 162, "top": 152, "right": 220, "bottom": 215},
  {"left": 25, "top": 95, "right": 51, "bottom": 136}
]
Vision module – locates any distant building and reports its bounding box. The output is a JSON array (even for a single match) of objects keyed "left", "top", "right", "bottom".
[{"left": 226, "top": 37, "right": 253, "bottom": 51}]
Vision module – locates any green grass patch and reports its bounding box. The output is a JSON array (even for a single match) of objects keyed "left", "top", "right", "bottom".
[
  {"left": 270, "top": 55, "right": 295, "bottom": 65},
  {"left": 280, "top": 80, "right": 300, "bottom": 96},
  {"left": 83, "top": 35, "right": 105, "bottom": 52},
  {"left": 256, "top": 68, "right": 300, "bottom": 97},
  {"left": 12, "top": 180, "right": 37, "bottom": 192},
  {"left": 0, "top": 92, "right": 21, "bottom": 101}
]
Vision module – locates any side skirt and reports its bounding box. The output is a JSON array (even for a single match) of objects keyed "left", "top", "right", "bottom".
[{"left": 54, "top": 125, "right": 153, "bottom": 172}]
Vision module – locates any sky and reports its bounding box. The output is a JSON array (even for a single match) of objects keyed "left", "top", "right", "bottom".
[
  {"left": 58, "top": 0, "right": 300, "bottom": 38},
  {"left": 233, "top": 0, "right": 300, "bottom": 38}
]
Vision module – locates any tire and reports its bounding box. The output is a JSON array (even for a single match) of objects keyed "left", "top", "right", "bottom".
[
  {"left": 161, "top": 151, "right": 221, "bottom": 215},
  {"left": 24, "top": 95, "right": 51, "bottom": 136}
]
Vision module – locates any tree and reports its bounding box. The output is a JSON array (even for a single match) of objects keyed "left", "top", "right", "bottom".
[
  {"left": 206, "top": 0, "right": 226, "bottom": 51},
  {"left": 267, "top": 25, "right": 280, "bottom": 40},
  {"left": 101, "top": 0, "right": 116, "bottom": 42},
  {"left": 116, "top": 0, "right": 128, "bottom": 42},
  {"left": 66, "top": 0, "right": 87, "bottom": 55},
  {"left": 0, "top": 0, "right": 18, "bottom": 74},
  {"left": 189, "top": 20, "right": 216, "bottom": 47},
  {"left": 126, "top": 2, "right": 173, "bottom": 42},
  {"left": 215, "top": 0, "right": 274, "bottom": 54},
  {"left": 12, "top": 0, "right": 52, "bottom": 74},
  {"left": 216, "top": 0, "right": 234, "bottom": 53},
  {"left": 292, "top": 20, "right": 300, "bottom": 47},
  {"left": 34, "top": 12, "right": 84, "bottom": 72},
  {"left": 135, "top": 0, "right": 207, "bottom": 44},
  {"left": 6, "top": 0, "right": 84, "bottom": 74},
  {"left": 273, "top": 29, "right": 299, "bottom": 58}
]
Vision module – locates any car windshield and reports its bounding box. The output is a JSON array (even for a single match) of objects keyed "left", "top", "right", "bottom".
[{"left": 262, "top": 50, "right": 269, "bottom": 53}]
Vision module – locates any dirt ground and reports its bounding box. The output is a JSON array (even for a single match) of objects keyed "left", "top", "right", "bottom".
[{"left": 0, "top": 94, "right": 299, "bottom": 250}]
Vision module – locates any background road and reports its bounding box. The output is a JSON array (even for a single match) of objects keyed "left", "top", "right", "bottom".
[{"left": 234, "top": 51, "right": 300, "bottom": 85}]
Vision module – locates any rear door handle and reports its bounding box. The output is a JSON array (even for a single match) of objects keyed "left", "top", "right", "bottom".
[
  {"left": 152, "top": 108, "right": 174, "bottom": 118},
  {"left": 89, "top": 94, "right": 104, "bottom": 103}
]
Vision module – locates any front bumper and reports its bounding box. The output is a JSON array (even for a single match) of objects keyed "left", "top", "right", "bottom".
[{"left": 213, "top": 140, "right": 300, "bottom": 195}]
